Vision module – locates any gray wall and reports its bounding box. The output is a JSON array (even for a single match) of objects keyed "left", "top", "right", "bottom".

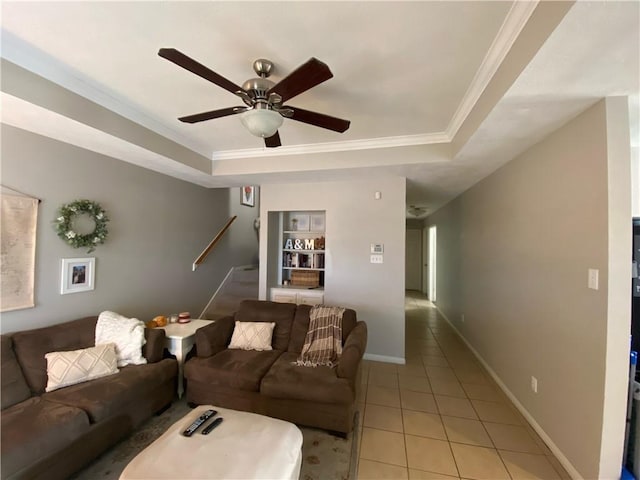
[
  {"left": 259, "top": 177, "right": 406, "bottom": 363},
  {"left": 427, "top": 99, "right": 631, "bottom": 479},
  {"left": 1, "top": 125, "right": 256, "bottom": 333},
  {"left": 226, "top": 186, "right": 260, "bottom": 267}
]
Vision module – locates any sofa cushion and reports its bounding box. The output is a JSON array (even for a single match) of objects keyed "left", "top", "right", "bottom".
[
  {"left": 44, "top": 358, "right": 177, "bottom": 423},
  {"left": 1, "top": 397, "right": 90, "bottom": 478},
  {"left": 143, "top": 327, "right": 168, "bottom": 363},
  {"left": 185, "top": 349, "right": 282, "bottom": 392},
  {"left": 260, "top": 352, "right": 353, "bottom": 404},
  {"left": 45, "top": 343, "right": 119, "bottom": 392},
  {"left": 235, "top": 300, "right": 296, "bottom": 350},
  {"left": 12, "top": 316, "right": 97, "bottom": 394},
  {"left": 1, "top": 335, "right": 31, "bottom": 410},
  {"left": 288, "top": 305, "right": 358, "bottom": 353}
]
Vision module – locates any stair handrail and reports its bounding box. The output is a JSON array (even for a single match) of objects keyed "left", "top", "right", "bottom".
[
  {"left": 198, "top": 264, "right": 257, "bottom": 318},
  {"left": 192, "top": 215, "right": 237, "bottom": 271}
]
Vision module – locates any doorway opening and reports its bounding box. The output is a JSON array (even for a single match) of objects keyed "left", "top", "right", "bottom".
[{"left": 428, "top": 225, "right": 437, "bottom": 302}]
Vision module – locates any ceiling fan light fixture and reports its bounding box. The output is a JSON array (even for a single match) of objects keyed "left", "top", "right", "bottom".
[{"left": 240, "top": 109, "right": 283, "bottom": 138}]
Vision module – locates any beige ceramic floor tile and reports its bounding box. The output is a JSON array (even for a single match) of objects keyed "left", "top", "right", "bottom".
[
  {"left": 402, "top": 410, "right": 447, "bottom": 440},
  {"left": 358, "top": 459, "right": 409, "bottom": 480},
  {"left": 499, "top": 450, "right": 560, "bottom": 479},
  {"left": 367, "top": 385, "right": 401, "bottom": 408},
  {"left": 435, "top": 395, "right": 478, "bottom": 420},
  {"left": 450, "top": 443, "right": 510, "bottom": 480},
  {"left": 409, "top": 469, "right": 460, "bottom": 479},
  {"left": 423, "top": 355, "right": 450, "bottom": 367},
  {"left": 405, "top": 435, "right": 459, "bottom": 477},
  {"left": 360, "top": 427, "right": 407, "bottom": 467},
  {"left": 400, "top": 390, "right": 439, "bottom": 414},
  {"left": 454, "top": 369, "right": 490, "bottom": 385},
  {"left": 426, "top": 366, "right": 458, "bottom": 381},
  {"left": 421, "top": 346, "right": 446, "bottom": 357},
  {"left": 399, "top": 375, "right": 432, "bottom": 393},
  {"left": 441, "top": 416, "right": 493, "bottom": 447},
  {"left": 370, "top": 362, "right": 401, "bottom": 375},
  {"left": 483, "top": 422, "right": 542, "bottom": 454},
  {"left": 461, "top": 383, "right": 504, "bottom": 402},
  {"left": 429, "top": 378, "right": 467, "bottom": 398},
  {"left": 397, "top": 364, "right": 428, "bottom": 377},
  {"left": 447, "top": 356, "right": 481, "bottom": 370},
  {"left": 471, "top": 400, "right": 521, "bottom": 425},
  {"left": 369, "top": 371, "right": 400, "bottom": 389},
  {"left": 364, "top": 404, "right": 404, "bottom": 433}
]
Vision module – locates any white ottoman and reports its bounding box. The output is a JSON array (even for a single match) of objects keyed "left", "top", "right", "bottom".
[{"left": 120, "top": 406, "right": 303, "bottom": 480}]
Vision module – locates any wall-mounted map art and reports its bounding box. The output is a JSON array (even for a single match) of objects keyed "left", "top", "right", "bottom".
[{"left": 1, "top": 192, "right": 38, "bottom": 312}]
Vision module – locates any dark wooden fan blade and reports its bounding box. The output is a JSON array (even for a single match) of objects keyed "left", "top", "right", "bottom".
[
  {"left": 268, "top": 58, "right": 333, "bottom": 103},
  {"left": 264, "top": 131, "right": 281, "bottom": 148},
  {"left": 179, "top": 107, "right": 246, "bottom": 124},
  {"left": 158, "top": 48, "right": 244, "bottom": 95},
  {"left": 288, "top": 106, "right": 350, "bottom": 133}
]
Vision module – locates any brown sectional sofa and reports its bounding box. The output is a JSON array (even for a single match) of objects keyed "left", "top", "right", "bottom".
[
  {"left": 1, "top": 316, "right": 177, "bottom": 480},
  {"left": 184, "top": 300, "right": 367, "bottom": 434}
]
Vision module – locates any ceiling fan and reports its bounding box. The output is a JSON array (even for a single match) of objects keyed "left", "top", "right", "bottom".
[
  {"left": 408, "top": 205, "right": 428, "bottom": 217},
  {"left": 158, "top": 48, "right": 351, "bottom": 148}
]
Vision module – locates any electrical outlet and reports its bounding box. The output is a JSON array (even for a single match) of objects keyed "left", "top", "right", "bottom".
[
  {"left": 461, "top": 314, "right": 465, "bottom": 323},
  {"left": 531, "top": 376, "right": 538, "bottom": 393}
]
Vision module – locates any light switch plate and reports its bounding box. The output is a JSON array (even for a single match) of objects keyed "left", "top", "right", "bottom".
[
  {"left": 588, "top": 268, "right": 599, "bottom": 290},
  {"left": 370, "top": 254, "right": 383, "bottom": 264}
]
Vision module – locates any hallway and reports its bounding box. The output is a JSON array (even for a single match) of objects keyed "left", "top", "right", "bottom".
[{"left": 356, "top": 291, "right": 571, "bottom": 479}]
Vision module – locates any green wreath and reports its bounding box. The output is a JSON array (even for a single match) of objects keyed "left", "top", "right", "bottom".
[{"left": 55, "top": 200, "right": 109, "bottom": 253}]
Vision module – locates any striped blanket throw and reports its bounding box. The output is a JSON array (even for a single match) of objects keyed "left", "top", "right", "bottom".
[{"left": 295, "top": 305, "right": 346, "bottom": 367}]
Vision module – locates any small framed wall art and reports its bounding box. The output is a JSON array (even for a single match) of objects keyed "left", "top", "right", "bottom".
[
  {"left": 60, "top": 257, "right": 95, "bottom": 295},
  {"left": 241, "top": 186, "right": 255, "bottom": 207}
]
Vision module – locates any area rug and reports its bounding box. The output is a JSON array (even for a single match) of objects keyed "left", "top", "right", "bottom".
[{"left": 70, "top": 399, "right": 359, "bottom": 480}]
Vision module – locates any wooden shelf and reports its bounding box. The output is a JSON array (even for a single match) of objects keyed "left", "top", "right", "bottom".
[
  {"left": 282, "top": 267, "right": 325, "bottom": 271},
  {"left": 282, "top": 249, "right": 325, "bottom": 253}
]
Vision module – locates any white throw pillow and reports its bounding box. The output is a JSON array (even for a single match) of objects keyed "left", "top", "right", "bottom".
[
  {"left": 45, "top": 343, "right": 119, "bottom": 392},
  {"left": 96, "top": 311, "right": 147, "bottom": 367},
  {"left": 228, "top": 321, "right": 276, "bottom": 351}
]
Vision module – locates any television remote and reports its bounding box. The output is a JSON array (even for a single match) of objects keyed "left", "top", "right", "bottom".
[
  {"left": 182, "top": 409, "right": 216, "bottom": 436},
  {"left": 201, "top": 417, "right": 224, "bottom": 435}
]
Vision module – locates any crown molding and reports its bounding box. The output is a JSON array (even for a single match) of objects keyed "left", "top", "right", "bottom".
[
  {"left": 445, "top": 0, "right": 539, "bottom": 139},
  {"left": 211, "top": 132, "right": 449, "bottom": 161},
  {"left": 2, "top": 1, "right": 536, "bottom": 164},
  {"left": 0, "top": 30, "right": 212, "bottom": 158}
]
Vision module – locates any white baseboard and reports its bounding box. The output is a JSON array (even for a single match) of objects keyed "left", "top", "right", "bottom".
[
  {"left": 434, "top": 305, "right": 583, "bottom": 480},
  {"left": 363, "top": 353, "right": 406, "bottom": 365}
]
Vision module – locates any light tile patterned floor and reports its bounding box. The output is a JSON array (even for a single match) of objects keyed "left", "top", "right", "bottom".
[{"left": 356, "top": 291, "right": 572, "bottom": 480}]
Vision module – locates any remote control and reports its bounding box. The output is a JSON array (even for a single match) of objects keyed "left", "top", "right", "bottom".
[
  {"left": 182, "top": 409, "right": 216, "bottom": 436},
  {"left": 201, "top": 417, "right": 224, "bottom": 435}
]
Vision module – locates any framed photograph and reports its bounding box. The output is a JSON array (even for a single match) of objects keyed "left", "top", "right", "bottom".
[
  {"left": 310, "top": 213, "right": 325, "bottom": 232},
  {"left": 290, "top": 214, "right": 310, "bottom": 231},
  {"left": 60, "top": 257, "right": 95, "bottom": 295},
  {"left": 241, "top": 186, "right": 255, "bottom": 207}
]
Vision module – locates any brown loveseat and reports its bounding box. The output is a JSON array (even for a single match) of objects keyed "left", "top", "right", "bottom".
[
  {"left": 1, "top": 316, "right": 177, "bottom": 480},
  {"left": 184, "top": 300, "right": 367, "bottom": 434}
]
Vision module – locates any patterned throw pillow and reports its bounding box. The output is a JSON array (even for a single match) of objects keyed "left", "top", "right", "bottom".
[
  {"left": 45, "top": 343, "right": 119, "bottom": 392},
  {"left": 228, "top": 322, "right": 276, "bottom": 351}
]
